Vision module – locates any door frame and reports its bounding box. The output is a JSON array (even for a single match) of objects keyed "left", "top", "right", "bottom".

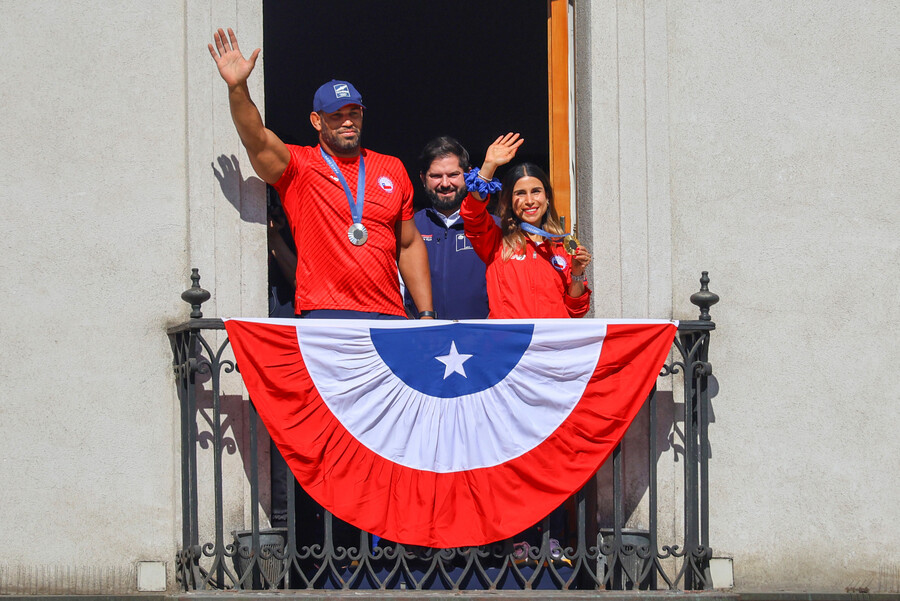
[{"left": 548, "top": 0, "right": 575, "bottom": 233}]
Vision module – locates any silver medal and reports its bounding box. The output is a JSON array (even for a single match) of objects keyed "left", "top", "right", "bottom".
[{"left": 348, "top": 222, "right": 368, "bottom": 246}]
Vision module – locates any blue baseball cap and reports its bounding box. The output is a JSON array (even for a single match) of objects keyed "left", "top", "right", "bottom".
[{"left": 313, "top": 80, "right": 366, "bottom": 113}]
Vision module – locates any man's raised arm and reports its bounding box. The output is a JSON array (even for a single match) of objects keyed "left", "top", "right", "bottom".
[{"left": 208, "top": 28, "right": 289, "bottom": 184}]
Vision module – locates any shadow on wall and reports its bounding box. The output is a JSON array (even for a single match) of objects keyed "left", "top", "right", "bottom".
[
  {"left": 192, "top": 357, "right": 273, "bottom": 524},
  {"left": 212, "top": 154, "right": 267, "bottom": 225},
  {"left": 595, "top": 388, "right": 718, "bottom": 531}
]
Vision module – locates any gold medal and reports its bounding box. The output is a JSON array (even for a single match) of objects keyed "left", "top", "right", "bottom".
[{"left": 562, "top": 234, "right": 580, "bottom": 255}]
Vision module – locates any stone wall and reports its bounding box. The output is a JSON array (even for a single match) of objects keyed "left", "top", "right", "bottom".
[
  {"left": 576, "top": 0, "right": 900, "bottom": 592},
  {"left": 1, "top": 0, "right": 897, "bottom": 593},
  {"left": 0, "top": 1, "right": 266, "bottom": 593}
]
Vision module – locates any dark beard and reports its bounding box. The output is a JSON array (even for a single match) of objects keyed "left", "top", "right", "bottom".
[
  {"left": 425, "top": 185, "right": 468, "bottom": 213},
  {"left": 321, "top": 125, "right": 361, "bottom": 155}
]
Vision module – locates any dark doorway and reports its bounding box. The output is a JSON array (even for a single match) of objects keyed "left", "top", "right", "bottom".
[{"left": 263, "top": 0, "right": 549, "bottom": 208}]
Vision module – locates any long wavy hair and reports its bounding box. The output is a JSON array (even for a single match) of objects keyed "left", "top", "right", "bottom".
[{"left": 497, "top": 163, "right": 564, "bottom": 261}]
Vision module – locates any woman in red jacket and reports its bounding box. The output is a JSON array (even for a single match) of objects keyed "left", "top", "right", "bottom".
[
  {"left": 460, "top": 133, "right": 593, "bottom": 563},
  {"left": 460, "top": 133, "right": 592, "bottom": 319}
]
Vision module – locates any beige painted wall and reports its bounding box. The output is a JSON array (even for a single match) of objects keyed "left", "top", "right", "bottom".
[
  {"left": 1, "top": 0, "right": 897, "bottom": 594},
  {"left": 577, "top": 0, "right": 900, "bottom": 592},
  {"left": 0, "top": 1, "right": 266, "bottom": 593}
]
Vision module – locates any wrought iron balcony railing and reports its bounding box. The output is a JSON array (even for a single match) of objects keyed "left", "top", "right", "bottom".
[{"left": 167, "top": 269, "right": 718, "bottom": 592}]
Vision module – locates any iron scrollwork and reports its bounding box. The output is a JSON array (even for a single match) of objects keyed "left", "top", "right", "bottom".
[{"left": 168, "top": 270, "right": 718, "bottom": 592}]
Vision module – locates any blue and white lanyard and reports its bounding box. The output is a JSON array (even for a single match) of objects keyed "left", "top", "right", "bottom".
[
  {"left": 520, "top": 222, "right": 568, "bottom": 240},
  {"left": 319, "top": 147, "right": 366, "bottom": 224}
]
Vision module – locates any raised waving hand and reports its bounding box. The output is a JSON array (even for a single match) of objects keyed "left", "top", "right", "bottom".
[
  {"left": 480, "top": 133, "right": 524, "bottom": 180},
  {"left": 208, "top": 27, "right": 288, "bottom": 184},
  {"left": 208, "top": 28, "right": 260, "bottom": 88},
  {"left": 467, "top": 133, "right": 524, "bottom": 200}
]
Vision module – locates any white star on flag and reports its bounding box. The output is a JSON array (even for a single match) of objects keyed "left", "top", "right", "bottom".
[{"left": 435, "top": 341, "right": 473, "bottom": 379}]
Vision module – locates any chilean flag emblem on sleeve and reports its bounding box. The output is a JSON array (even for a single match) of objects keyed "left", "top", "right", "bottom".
[{"left": 223, "top": 318, "right": 677, "bottom": 548}]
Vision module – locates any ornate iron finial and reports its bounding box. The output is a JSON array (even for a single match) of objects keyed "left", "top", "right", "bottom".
[
  {"left": 690, "top": 271, "right": 719, "bottom": 321},
  {"left": 181, "top": 268, "right": 211, "bottom": 319}
]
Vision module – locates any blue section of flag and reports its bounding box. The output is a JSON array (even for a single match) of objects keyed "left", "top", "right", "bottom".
[{"left": 370, "top": 323, "right": 534, "bottom": 397}]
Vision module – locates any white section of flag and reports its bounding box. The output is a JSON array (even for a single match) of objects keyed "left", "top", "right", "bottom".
[{"left": 294, "top": 319, "right": 607, "bottom": 473}]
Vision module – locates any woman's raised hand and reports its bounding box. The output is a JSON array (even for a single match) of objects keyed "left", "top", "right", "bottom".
[
  {"left": 483, "top": 133, "right": 524, "bottom": 172},
  {"left": 208, "top": 28, "right": 261, "bottom": 88},
  {"left": 571, "top": 246, "right": 592, "bottom": 276}
]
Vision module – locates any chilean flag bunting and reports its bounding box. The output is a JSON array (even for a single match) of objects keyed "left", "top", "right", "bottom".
[{"left": 223, "top": 318, "right": 677, "bottom": 548}]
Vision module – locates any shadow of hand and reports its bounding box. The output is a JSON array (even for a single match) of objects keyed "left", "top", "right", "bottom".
[
  {"left": 212, "top": 154, "right": 266, "bottom": 225},
  {"left": 212, "top": 154, "right": 242, "bottom": 209}
]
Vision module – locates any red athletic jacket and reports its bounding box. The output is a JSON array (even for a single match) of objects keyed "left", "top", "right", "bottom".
[{"left": 460, "top": 194, "right": 591, "bottom": 319}]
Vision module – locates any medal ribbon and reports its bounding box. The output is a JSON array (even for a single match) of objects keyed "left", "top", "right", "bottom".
[
  {"left": 519, "top": 222, "right": 570, "bottom": 240},
  {"left": 319, "top": 147, "right": 365, "bottom": 225}
]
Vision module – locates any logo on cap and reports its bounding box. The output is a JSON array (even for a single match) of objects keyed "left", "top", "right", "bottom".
[{"left": 314, "top": 80, "right": 365, "bottom": 113}]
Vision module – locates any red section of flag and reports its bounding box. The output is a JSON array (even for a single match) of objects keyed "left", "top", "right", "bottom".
[{"left": 224, "top": 320, "right": 675, "bottom": 547}]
